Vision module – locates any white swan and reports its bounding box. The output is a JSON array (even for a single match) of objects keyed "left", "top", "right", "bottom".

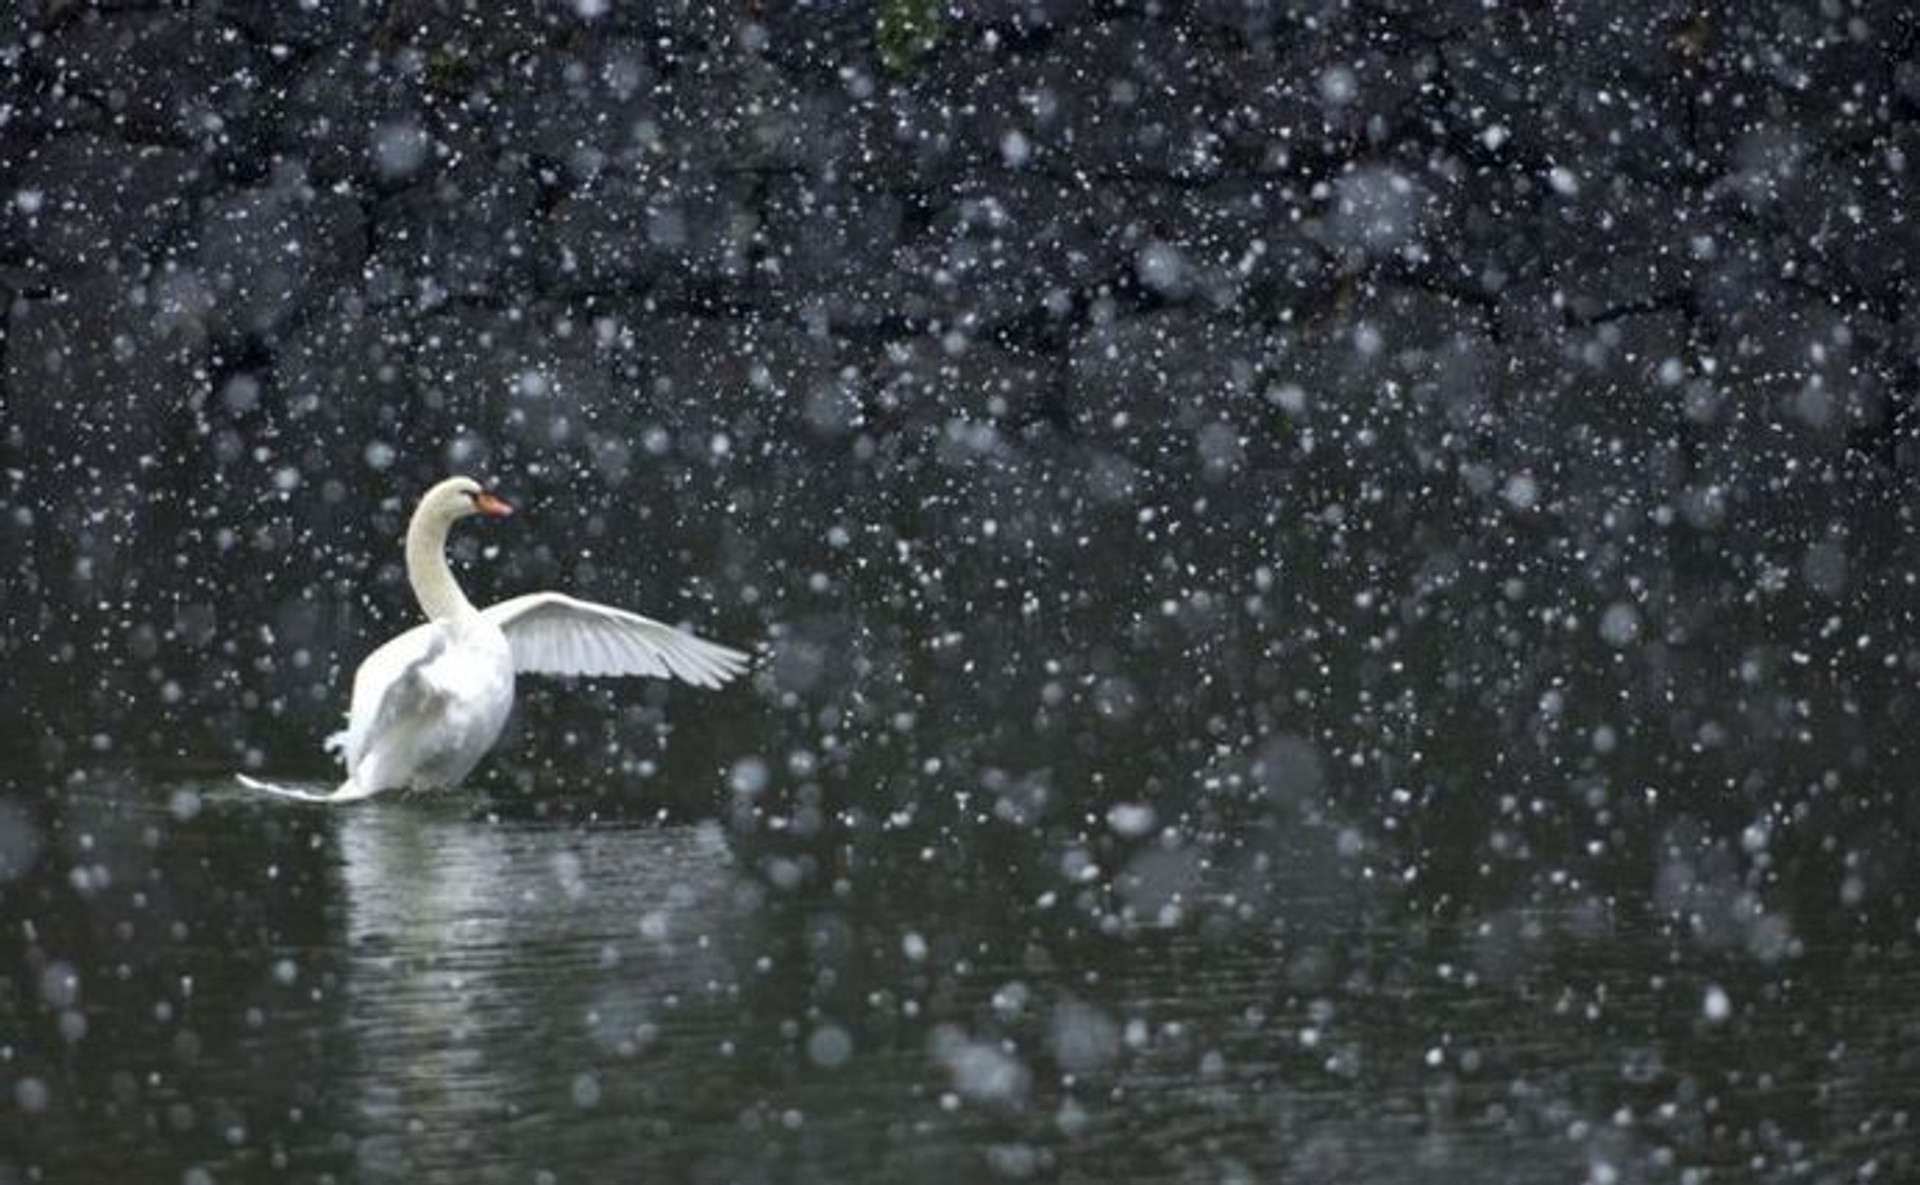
[{"left": 248, "top": 476, "right": 749, "bottom": 803}]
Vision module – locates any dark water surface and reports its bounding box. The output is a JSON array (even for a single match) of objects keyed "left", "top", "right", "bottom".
[{"left": 4, "top": 765, "right": 1917, "bottom": 1184}]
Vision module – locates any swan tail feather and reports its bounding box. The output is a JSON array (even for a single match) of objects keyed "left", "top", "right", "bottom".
[
  {"left": 329, "top": 777, "right": 379, "bottom": 803},
  {"left": 237, "top": 773, "right": 336, "bottom": 803},
  {"left": 237, "top": 772, "right": 381, "bottom": 804}
]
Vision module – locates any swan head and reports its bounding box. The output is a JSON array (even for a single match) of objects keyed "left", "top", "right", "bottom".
[{"left": 420, "top": 476, "right": 514, "bottom": 524}]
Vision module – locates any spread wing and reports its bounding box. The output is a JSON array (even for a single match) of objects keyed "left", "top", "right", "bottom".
[{"left": 481, "top": 592, "right": 750, "bottom": 689}]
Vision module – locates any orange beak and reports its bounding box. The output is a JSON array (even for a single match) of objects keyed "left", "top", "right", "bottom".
[{"left": 474, "top": 491, "right": 514, "bottom": 517}]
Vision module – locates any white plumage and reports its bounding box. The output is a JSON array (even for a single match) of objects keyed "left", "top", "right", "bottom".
[
  {"left": 256, "top": 477, "right": 749, "bottom": 803},
  {"left": 484, "top": 593, "right": 746, "bottom": 688}
]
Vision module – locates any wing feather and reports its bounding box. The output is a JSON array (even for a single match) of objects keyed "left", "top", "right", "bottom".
[
  {"left": 340, "top": 627, "right": 453, "bottom": 788},
  {"left": 336, "top": 623, "right": 446, "bottom": 772},
  {"left": 482, "top": 593, "right": 750, "bottom": 687}
]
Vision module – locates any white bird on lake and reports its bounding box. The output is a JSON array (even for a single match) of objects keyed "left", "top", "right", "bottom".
[{"left": 243, "top": 476, "right": 749, "bottom": 803}]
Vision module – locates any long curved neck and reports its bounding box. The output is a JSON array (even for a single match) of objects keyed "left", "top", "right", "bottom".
[{"left": 405, "top": 506, "right": 474, "bottom": 621}]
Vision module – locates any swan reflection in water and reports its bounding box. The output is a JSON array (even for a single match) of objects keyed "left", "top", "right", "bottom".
[{"left": 332, "top": 806, "right": 756, "bottom": 1180}]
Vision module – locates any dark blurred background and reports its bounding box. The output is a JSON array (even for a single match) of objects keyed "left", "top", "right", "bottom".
[
  {"left": 2, "top": 2, "right": 1919, "bottom": 1180},
  {"left": 4, "top": 0, "right": 1918, "bottom": 895}
]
